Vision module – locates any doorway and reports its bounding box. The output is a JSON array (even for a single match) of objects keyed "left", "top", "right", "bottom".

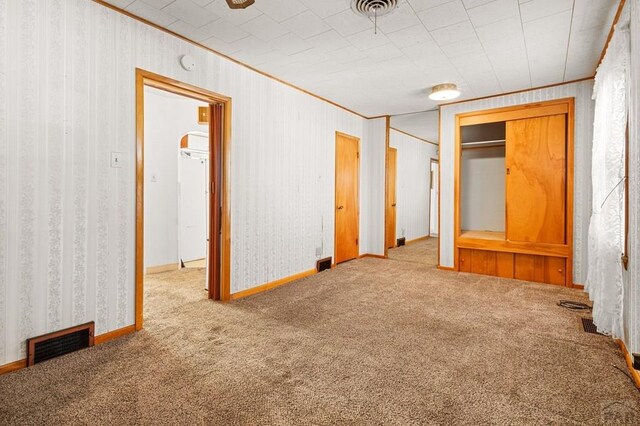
[
  {"left": 334, "top": 132, "right": 360, "bottom": 264},
  {"left": 430, "top": 159, "right": 439, "bottom": 237},
  {"left": 135, "top": 69, "right": 231, "bottom": 331}
]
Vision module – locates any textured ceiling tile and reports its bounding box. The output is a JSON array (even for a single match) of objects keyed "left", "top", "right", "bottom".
[
  {"left": 386, "top": 24, "right": 433, "bottom": 48},
  {"left": 205, "top": 0, "right": 263, "bottom": 25},
  {"left": 254, "top": 0, "right": 307, "bottom": 22},
  {"left": 240, "top": 14, "right": 289, "bottom": 41},
  {"left": 430, "top": 20, "right": 476, "bottom": 45},
  {"left": 167, "top": 20, "right": 211, "bottom": 42},
  {"left": 200, "top": 36, "right": 242, "bottom": 55},
  {"left": 417, "top": 0, "right": 469, "bottom": 31},
  {"left": 269, "top": 32, "right": 312, "bottom": 55},
  {"left": 282, "top": 10, "right": 331, "bottom": 39},
  {"left": 138, "top": 0, "right": 173, "bottom": 8},
  {"left": 125, "top": 1, "right": 178, "bottom": 27},
  {"left": 461, "top": 0, "right": 496, "bottom": 9},
  {"left": 347, "top": 29, "right": 391, "bottom": 50},
  {"left": 466, "top": 0, "right": 520, "bottom": 28},
  {"left": 364, "top": 43, "right": 405, "bottom": 62},
  {"left": 306, "top": 30, "right": 352, "bottom": 53},
  {"left": 162, "top": 0, "right": 218, "bottom": 27},
  {"left": 299, "top": 0, "right": 350, "bottom": 19},
  {"left": 376, "top": 4, "right": 422, "bottom": 34},
  {"left": 103, "top": 0, "right": 136, "bottom": 7},
  {"left": 519, "top": 0, "right": 573, "bottom": 23},
  {"left": 230, "top": 35, "right": 272, "bottom": 55},
  {"left": 408, "top": 0, "right": 457, "bottom": 13},
  {"left": 325, "top": 9, "right": 373, "bottom": 37},
  {"left": 201, "top": 19, "right": 250, "bottom": 43}
]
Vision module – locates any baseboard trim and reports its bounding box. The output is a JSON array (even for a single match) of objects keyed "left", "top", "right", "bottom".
[
  {"left": 230, "top": 268, "right": 317, "bottom": 300},
  {"left": 572, "top": 283, "right": 585, "bottom": 290},
  {"left": 406, "top": 236, "right": 429, "bottom": 245},
  {"left": 0, "top": 324, "right": 137, "bottom": 376},
  {"left": 146, "top": 263, "right": 180, "bottom": 274},
  {"left": 0, "top": 359, "right": 27, "bottom": 376},
  {"left": 437, "top": 265, "right": 456, "bottom": 271},
  {"left": 94, "top": 325, "right": 137, "bottom": 345},
  {"left": 359, "top": 253, "right": 386, "bottom": 259},
  {"left": 617, "top": 339, "right": 640, "bottom": 390}
]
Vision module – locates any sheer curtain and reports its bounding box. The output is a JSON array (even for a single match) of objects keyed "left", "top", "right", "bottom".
[{"left": 585, "top": 9, "right": 630, "bottom": 337}]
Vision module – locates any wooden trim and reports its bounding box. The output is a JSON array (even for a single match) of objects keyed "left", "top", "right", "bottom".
[
  {"left": 135, "top": 69, "right": 233, "bottom": 332},
  {"left": 145, "top": 263, "right": 180, "bottom": 274},
  {"left": 384, "top": 116, "right": 391, "bottom": 259},
  {"left": 406, "top": 236, "right": 430, "bottom": 245},
  {"left": 598, "top": 0, "right": 627, "bottom": 67},
  {"left": 1, "top": 325, "right": 136, "bottom": 376},
  {"left": 437, "top": 265, "right": 455, "bottom": 271},
  {"left": 440, "top": 77, "right": 594, "bottom": 107},
  {"left": 359, "top": 253, "right": 386, "bottom": 259},
  {"left": 429, "top": 156, "right": 439, "bottom": 239},
  {"left": 572, "top": 283, "right": 585, "bottom": 290},
  {"left": 94, "top": 325, "right": 136, "bottom": 345},
  {"left": 616, "top": 339, "right": 640, "bottom": 389},
  {"left": 229, "top": 269, "right": 316, "bottom": 300},
  {"left": 92, "top": 1, "right": 367, "bottom": 120},
  {"left": 457, "top": 101, "right": 570, "bottom": 126},
  {"left": 389, "top": 127, "right": 438, "bottom": 146},
  {"left": 0, "top": 359, "right": 27, "bottom": 376}
]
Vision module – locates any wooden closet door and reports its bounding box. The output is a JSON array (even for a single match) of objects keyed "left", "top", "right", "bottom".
[
  {"left": 506, "top": 114, "right": 566, "bottom": 244},
  {"left": 386, "top": 148, "right": 397, "bottom": 249},
  {"left": 335, "top": 133, "right": 360, "bottom": 264}
]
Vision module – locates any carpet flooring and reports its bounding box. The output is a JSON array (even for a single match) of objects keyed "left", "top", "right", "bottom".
[{"left": 1, "top": 239, "right": 639, "bottom": 425}]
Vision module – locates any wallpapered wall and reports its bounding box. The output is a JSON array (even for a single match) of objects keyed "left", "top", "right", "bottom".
[{"left": 0, "top": 0, "right": 386, "bottom": 365}]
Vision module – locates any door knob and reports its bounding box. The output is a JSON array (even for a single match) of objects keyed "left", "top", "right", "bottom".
[
  {"left": 337, "top": 205, "right": 344, "bottom": 210},
  {"left": 392, "top": 204, "right": 396, "bottom": 207}
]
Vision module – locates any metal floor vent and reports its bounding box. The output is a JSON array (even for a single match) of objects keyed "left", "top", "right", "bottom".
[
  {"left": 316, "top": 257, "right": 332, "bottom": 273},
  {"left": 27, "top": 322, "right": 95, "bottom": 366},
  {"left": 397, "top": 237, "right": 406, "bottom": 246},
  {"left": 581, "top": 318, "right": 603, "bottom": 335}
]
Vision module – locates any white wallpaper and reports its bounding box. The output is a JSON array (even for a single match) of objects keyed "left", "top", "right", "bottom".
[
  {"left": 0, "top": 0, "right": 384, "bottom": 366},
  {"left": 361, "top": 118, "right": 387, "bottom": 257},
  {"left": 439, "top": 80, "right": 596, "bottom": 285},
  {"left": 389, "top": 130, "right": 438, "bottom": 242}
]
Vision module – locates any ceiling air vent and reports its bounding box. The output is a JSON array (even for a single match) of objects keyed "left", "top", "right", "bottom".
[{"left": 351, "top": 0, "right": 398, "bottom": 33}]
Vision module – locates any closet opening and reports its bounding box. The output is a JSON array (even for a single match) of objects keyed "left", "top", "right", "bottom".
[
  {"left": 135, "top": 69, "right": 232, "bottom": 331},
  {"left": 454, "top": 98, "right": 574, "bottom": 286}
]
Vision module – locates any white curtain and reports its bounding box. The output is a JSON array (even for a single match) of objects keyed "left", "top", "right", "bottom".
[{"left": 585, "top": 10, "right": 630, "bottom": 338}]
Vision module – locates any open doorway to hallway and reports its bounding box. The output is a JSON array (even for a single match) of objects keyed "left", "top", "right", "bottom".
[{"left": 143, "top": 86, "right": 210, "bottom": 313}]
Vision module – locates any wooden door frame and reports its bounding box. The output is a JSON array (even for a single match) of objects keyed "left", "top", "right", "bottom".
[
  {"left": 386, "top": 147, "right": 398, "bottom": 250},
  {"left": 452, "top": 97, "right": 574, "bottom": 285},
  {"left": 135, "top": 68, "right": 232, "bottom": 331},
  {"left": 384, "top": 116, "right": 391, "bottom": 258},
  {"left": 429, "top": 157, "right": 439, "bottom": 237},
  {"left": 334, "top": 131, "right": 361, "bottom": 264}
]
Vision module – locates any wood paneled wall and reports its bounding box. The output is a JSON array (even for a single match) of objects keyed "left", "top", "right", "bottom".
[
  {"left": 439, "top": 80, "right": 595, "bottom": 284},
  {"left": 0, "top": 0, "right": 385, "bottom": 366}
]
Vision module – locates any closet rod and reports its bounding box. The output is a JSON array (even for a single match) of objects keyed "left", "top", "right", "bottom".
[{"left": 461, "top": 139, "right": 506, "bottom": 148}]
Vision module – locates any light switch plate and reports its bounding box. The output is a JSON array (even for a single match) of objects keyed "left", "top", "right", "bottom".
[{"left": 111, "top": 152, "right": 123, "bottom": 168}]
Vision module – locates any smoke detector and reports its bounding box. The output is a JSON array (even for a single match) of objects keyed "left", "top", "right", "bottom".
[{"left": 351, "top": 0, "right": 399, "bottom": 33}]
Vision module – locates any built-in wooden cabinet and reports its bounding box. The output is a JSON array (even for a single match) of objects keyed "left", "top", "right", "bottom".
[{"left": 454, "top": 99, "right": 574, "bottom": 286}]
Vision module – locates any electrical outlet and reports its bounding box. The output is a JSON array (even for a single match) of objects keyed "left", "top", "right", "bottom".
[
  {"left": 315, "top": 247, "right": 322, "bottom": 258},
  {"left": 111, "top": 152, "right": 123, "bottom": 168}
]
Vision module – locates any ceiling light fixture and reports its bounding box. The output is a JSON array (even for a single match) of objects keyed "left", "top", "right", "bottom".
[
  {"left": 351, "top": 0, "right": 398, "bottom": 34},
  {"left": 429, "top": 83, "right": 461, "bottom": 101},
  {"left": 225, "top": 0, "right": 255, "bottom": 9}
]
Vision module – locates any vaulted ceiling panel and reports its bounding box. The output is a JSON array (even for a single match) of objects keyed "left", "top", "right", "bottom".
[{"left": 105, "top": 0, "right": 622, "bottom": 116}]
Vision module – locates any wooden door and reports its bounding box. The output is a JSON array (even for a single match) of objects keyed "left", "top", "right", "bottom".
[
  {"left": 386, "top": 148, "right": 397, "bottom": 249},
  {"left": 506, "top": 114, "right": 566, "bottom": 244},
  {"left": 335, "top": 133, "right": 360, "bottom": 264}
]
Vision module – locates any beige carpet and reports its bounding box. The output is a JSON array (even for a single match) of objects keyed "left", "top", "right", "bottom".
[{"left": 1, "top": 239, "right": 639, "bottom": 425}]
